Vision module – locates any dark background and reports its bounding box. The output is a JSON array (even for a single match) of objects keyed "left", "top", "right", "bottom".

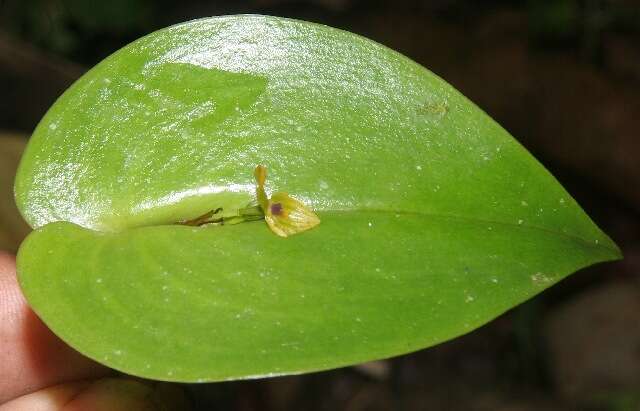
[{"left": 1, "top": 1, "right": 639, "bottom": 410}]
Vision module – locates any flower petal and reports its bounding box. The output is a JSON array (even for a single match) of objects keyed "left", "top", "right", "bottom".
[{"left": 265, "top": 192, "right": 320, "bottom": 237}]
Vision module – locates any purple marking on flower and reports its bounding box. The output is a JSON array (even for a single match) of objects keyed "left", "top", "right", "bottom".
[{"left": 270, "top": 203, "right": 283, "bottom": 215}]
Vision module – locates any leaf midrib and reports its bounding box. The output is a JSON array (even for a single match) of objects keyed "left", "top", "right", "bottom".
[
  {"left": 105, "top": 205, "right": 621, "bottom": 258},
  {"left": 320, "top": 208, "right": 621, "bottom": 257}
]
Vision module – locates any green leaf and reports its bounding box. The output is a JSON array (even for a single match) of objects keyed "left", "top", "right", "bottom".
[{"left": 15, "top": 15, "right": 620, "bottom": 382}]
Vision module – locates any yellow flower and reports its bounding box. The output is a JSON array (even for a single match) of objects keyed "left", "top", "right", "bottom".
[{"left": 254, "top": 165, "right": 320, "bottom": 237}]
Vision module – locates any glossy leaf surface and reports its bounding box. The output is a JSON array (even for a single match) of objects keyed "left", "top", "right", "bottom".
[{"left": 15, "top": 15, "right": 620, "bottom": 382}]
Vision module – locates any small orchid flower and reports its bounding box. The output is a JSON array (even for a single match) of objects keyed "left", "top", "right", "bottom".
[{"left": 254, "top": 165, "right": 320, "bottom": 237}]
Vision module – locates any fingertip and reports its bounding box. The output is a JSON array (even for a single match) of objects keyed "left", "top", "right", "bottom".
[
  {"left": 0, "top": 380, "right": 91, "bottom": 411},
  {"left": 1, "top": 378, "right": 192, "bottom": 411},
  {"left": 0, "top": 253, "right": 110, "bottom": 403}
]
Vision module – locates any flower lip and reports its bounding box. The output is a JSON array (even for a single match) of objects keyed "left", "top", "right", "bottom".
[{"left": 270, "top": 202, "right": 284, "bottom": 216}]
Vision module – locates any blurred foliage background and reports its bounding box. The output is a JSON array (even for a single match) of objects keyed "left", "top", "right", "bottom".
[{"left": 1, "top": 1, "right": 639, "bottom": 410}]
